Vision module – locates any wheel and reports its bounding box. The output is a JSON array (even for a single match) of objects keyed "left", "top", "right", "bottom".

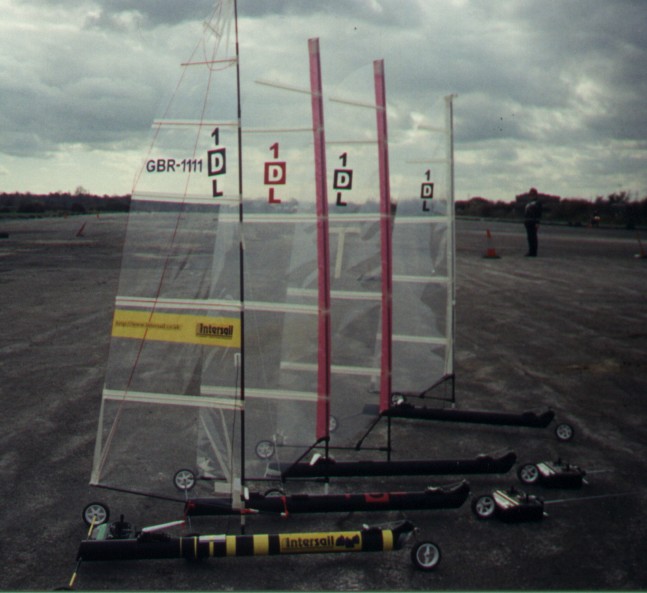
[
  {"left": 517, "top": 463, "right": 540, "bottom": 485},
  {"left": 555, "top": 423, "right": 574, "bottom": 441},
  {"left": 173, "top": 469, "right": 196, "bottom": 491},
  {"left": 471, "top": 494, "right": 496, "bottom": 520},
  {"left": 329, "top": 415, "right": 338, "bottom": 433},
  {"left": 391, "top": 393, "right": 405, "bottom": 406},
  {"left": 255, "top": 440, "right": 276, "bottom": 459},
  {"left": 263, "top": 488, "right": 285, "bottom": 497},
  {"left": 411, "top": 541, "right": 441, "bottom": 571},
  {"left": 82, "top": 502, "right": 110, "bottom": 526}
]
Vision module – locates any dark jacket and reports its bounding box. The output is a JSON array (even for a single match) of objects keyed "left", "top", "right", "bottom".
[{"left": 524, "top": 200, "right": 542, "bottom": 223}]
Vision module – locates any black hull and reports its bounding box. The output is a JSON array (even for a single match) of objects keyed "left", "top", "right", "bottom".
[
  {"left": 185, "top": 480, "right": 470, "bottom": 516},
  {"left": 78, "top": 521, "right": 415, "bottom": 562},
  {"left": 270, "top": 452, "right": 516, "bottom": 479},
  {"left": 385, "top": 404, "right": 555, "bottom": 428}
]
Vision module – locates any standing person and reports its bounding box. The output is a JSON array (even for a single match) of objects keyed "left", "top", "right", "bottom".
[{"left": 524, "top": 188, "right": 542, "bottom": 257}]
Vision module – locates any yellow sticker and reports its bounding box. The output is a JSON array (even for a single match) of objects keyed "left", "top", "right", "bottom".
[
  {"left": 279, "top": 531, "right": 362, "bottom": 554},
  {"left": 112, "top": 309, "right": 240, "bottom": 348}
]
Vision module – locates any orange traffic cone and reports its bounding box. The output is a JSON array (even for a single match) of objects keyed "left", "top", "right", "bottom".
[{"left": 483, "top": 228, "right": 501, "bottom": 259}]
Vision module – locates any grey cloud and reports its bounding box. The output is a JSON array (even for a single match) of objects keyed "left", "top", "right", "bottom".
[{"left": 3, "top": 0, "right": 646, "bottom": 198}]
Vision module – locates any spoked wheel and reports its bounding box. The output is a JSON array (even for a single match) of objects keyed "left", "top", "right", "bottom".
[
  {"left": 471, "top": 494, "right": 496, "bottom": 520},
  {"left": 82, "top": 502, "right": 110, "bottom": 526},
  {"left": 517, "top": 463, "right": 540, "bottom": 485},
  {"left": 173, "top": 469, "right": 196, "bottom": 491},
  {"left": 411, "top": 541, "right": 441, "bottom": 571},
  {"left": 255, "top": 440, "right": 276, "bottom": 460},
  {"left": 555, "top": 423, "right": 575, "bottom": 441}
]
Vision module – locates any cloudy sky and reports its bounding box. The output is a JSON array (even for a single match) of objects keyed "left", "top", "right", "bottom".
[{"left": 1, "top": 0, "right": 646, "bottom": 202}]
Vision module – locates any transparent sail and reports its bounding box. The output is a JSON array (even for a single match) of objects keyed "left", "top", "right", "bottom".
[
  {"left": 91, "top": 1, "right": 244, "bottom": 499},
  {"left": 389, "top": 95, "right": 456, "bottom": 400},
  {"left": 317, "top": 62, "right": 389, "bottom": 452},
  {"left": 239, "top": 39, "right": 330, "bottom": 478}
]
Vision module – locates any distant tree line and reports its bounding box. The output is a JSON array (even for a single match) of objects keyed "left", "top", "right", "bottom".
[
  {"left": 456, "top": 191, "right": 647, "bottom": 229},
  {"left": 2, "top": 189, "right": 645, "bottom": 229},
  {"left": 0, "top": 190, "right": 130, "bottom": 218}
]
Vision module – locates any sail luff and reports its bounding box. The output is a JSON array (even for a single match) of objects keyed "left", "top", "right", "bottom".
[
  {"left": 374, "top": 59, "right": 393, "bottom": 414},
  {"left": 308, "top": 38, "right": 332, "bottom": 443}
]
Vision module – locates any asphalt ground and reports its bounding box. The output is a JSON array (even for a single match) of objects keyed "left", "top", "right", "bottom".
[{"left": 1, "top": 214, "right": 646, "bottom": 590}]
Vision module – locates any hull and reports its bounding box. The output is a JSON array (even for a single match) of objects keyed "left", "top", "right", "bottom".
[
  {"left": 185, "top": 480, "right": 470, "bottom": 516},
  {"left": 385, "top": 404, "right": 555, "bottom": 428},
  {"left": 270, "top": 452, "right": 516, "bottom": 479},
  {"left": 78, "top": 520, "right": 415, "bottom": 562}
]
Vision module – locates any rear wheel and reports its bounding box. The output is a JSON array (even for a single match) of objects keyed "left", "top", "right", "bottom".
[
  {"left": 263, "top": 488, "right": 285, "bottom": 497},
  {"left": 411, "top": 541, "right": 441, "bottom": 571},
  {"left": 82, "top": 502, "right": 110, "bottom": 526},
  {"left": 472, "top": 495, "right": 496, "bottom": 520},
  {"left": 391, "top": 394, "right": 405, "bottom": 406}
]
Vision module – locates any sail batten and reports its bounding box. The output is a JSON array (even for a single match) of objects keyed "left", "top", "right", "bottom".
[
  {"left": 103, "top": 389, "right": 242, "bottom": 410},
  {"left": 282, "top": 361, "right": 381, "bottom": 378},
  {"left": 202, "top": 386, "right": 319, "bottom": 403},
  {"left": 115, "top": 296, "right": 241, "bottom": 312},
  {"left": 152, "top": 119, "right": 239, "bottom": 127}
]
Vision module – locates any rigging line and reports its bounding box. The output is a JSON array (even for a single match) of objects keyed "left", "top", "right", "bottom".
[
  {"left": 544, "top": 491, "right": 640, "bottom": 506},
  {"left": 198, "top": 411, "right": 232, "bottom": 484}
]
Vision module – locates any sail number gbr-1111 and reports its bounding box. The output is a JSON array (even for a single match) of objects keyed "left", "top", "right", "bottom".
[{"left": 146, "top": 159, "right": 203, "bottom": 173}]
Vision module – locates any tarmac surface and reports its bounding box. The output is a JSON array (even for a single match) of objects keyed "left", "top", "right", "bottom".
[{"left": 1, "top": 214, "right": 646, "bottom": 590}]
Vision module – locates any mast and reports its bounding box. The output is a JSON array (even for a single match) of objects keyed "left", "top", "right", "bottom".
[
  {"left": 374, "top": 59, "right": 392, "bottom": 415},
  {"left": 444, "top": 94, "right": 456, "bottom": 397},
  {"left": 233, "top": 0, "right": 246, "bottom": 500},
  {"left": 308, "top": 38, "right": 332, "bottom": 445}
]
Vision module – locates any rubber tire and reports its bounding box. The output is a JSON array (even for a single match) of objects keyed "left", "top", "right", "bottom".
[
  {"left": 391, "top": 394, "right": 405, "bottom": 406},
  {"left": 255, "top": 440, "right": 276, "bottom": 459},
  {"left": 82, "top": 502, "right": 110, "bottom": 526},
  {"left": 411, "top": 541, "right": 441, "bottom": 571},
  {"left": 472, "top": 494, "right": 496, "bottom": 520},
  {"left": 517, "top": 463, "right": 540, "bottom": 485},
  {"left": 263, "top": 488, "right": 285, "bottom": 497},
  {"left": 555, "top": 423, "right": 575, "bottom": 441},
  {"left": 173, "top": 469, "right": 196, "bottom": 491}
]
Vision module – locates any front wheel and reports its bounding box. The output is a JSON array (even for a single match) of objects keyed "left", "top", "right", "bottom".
[
  {"left": 82, "top": 502, "right": 110, "bottom": 526},
  {"left": 555, "top": 423, "right": 575, "bottom": 441},
  {"left": 173, "top": 469, "right": 196, "bottom": 491},
  {"left": 472, "top": 494, "right": 496, "bottom": 520},
  {"left": 517, "top": 463, "right": 540, "bottom": 485},
  {"left": 255, "top": 440, "right": 276, "bottom": 459},
  {"left": 411, "top": 541, "right": 441, "bottom": 571}
]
